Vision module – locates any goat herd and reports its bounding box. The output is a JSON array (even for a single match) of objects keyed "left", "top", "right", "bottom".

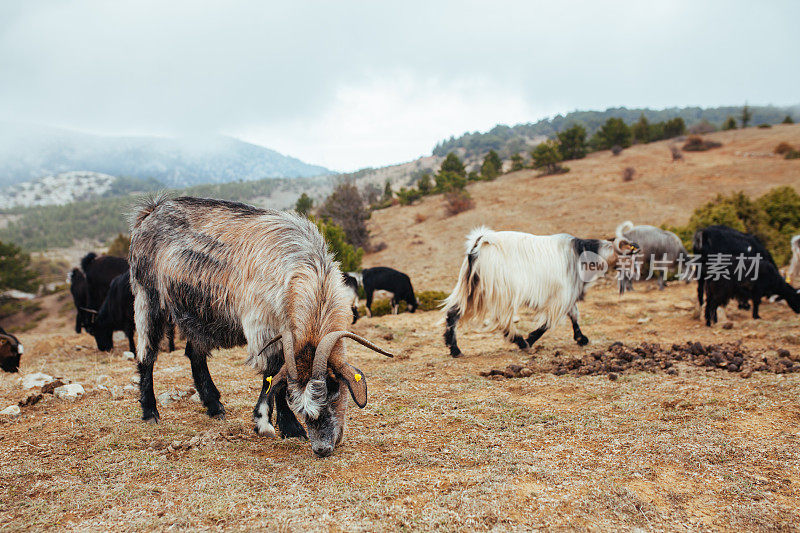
[{"left": 4, "top": 195, "right": 800, "bottom": 457}]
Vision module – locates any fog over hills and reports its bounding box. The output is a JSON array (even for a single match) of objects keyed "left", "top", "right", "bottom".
[{"left": 0, "top": 123, "right": 330, "bottom": 189}]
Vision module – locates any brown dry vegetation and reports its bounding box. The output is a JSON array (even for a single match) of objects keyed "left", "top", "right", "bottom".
[{"left": 2, "top": 125, "right": 800, "bottom": 531}]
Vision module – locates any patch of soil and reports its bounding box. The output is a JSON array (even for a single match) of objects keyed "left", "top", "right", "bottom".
[{"left": 482, "top": 341, "right": 800, "bottom": 380}]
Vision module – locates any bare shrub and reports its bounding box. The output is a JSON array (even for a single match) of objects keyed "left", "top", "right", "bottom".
[
  {"left": 414, "top": 213, "right": 427, "bottom": 224},
  {"left": 622, "top": 167, "right": 635, "bottom": 182},
  {"left": 371, "top": 241, "right": 388, "bottom": 253},
  {"left": 670, "top": 145, "right": 683, "bottom": 161},
  {"left": 444, "top": 190, "right": 474, "bottom": 217},
  {"left": 688, "top": 119, "right": 716, "bottom": 134},
  {"left": 682, "top": 135, "right": 722, "bottom": 152},
  {"left": 775, "top": 142, "right": 794, "bottom": 155},
  {"left": 611, "top": 145, "right": 623, "bottom": 156}
]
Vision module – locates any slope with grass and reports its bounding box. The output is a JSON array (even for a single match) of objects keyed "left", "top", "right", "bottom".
[
  {"left": 2, "top": 124, "right": 800, "bottom": 530},
  {"left": 365, "top": 124, "right": 800, "bottom": 289}
]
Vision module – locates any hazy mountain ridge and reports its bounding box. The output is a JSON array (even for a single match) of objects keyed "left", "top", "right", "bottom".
[{"left": 0, "top": 123, "right": 330, "bottom": 189}]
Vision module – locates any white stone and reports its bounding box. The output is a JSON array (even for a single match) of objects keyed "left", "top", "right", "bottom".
[
  {"left": 22, "top": 372, "right": 53, "bottom": 389},
  {"left": 130, "top": 375, "right": 140, "bottom": 384},
  {"left": 123, "top": 384, "right": 138, "bottom": 393},
  {"left": 157, "top": 392, "right": 174, "bottom": 405},
  {"left": 0, "top": 405, "right": 21, "bottom": 416},
  {"left": 189, "top": 392, "right": 201, "bottom": 403},
  {"left": 123, "top": 351, "right": 135, "bottom": 361},
  {"left": 54, "top": 383, "right": 85, "bottom": 401}
]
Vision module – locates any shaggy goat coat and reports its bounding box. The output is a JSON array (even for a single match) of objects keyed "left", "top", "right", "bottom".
[
  {"left": 789, "top": 235, "right": 800, "bottom": 287},
  {"left": 130, "top": 196, "right": 350, "bottom": 377},
  {"left": 443, "top": 227, "right": 616, "bottom": 337}
]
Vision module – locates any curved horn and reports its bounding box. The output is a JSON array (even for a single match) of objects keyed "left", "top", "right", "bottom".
[
  {"left": 612, "top": 237, "right": 630, "bottom": 255},
  {"left": 262, "top": 330, "right": 297, "bottom": 380},
  {"left": 312, "top": 331, "right": 393, "bottom": 378},
  {"left": 79, "top": 307, "right": 99, "bottom": 315}
]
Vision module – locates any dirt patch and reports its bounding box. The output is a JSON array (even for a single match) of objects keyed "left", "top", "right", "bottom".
[{"left": 483, "top": 341, "right": 800, "bottom": 380}]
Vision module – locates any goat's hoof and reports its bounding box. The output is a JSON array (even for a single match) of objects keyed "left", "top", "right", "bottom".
[
  {"left": 253, "top": 419, "right": 276, "bottom": 437},
  {"left": 450, "top": 349, "right": 462, "bottom": 358},
  {"left": 576, "top": 335, "right": 589, "bottom": 346},
  {"left": 142, "top": 414, "right": 160, "bottom": 424},
  {"left": 206, "top": 403, "right": 226, "bottom": 420}
]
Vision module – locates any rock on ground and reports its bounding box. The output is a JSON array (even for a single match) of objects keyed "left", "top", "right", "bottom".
[
  {"left": 54, "top": 383, "right": 85, "bottom": 401},
  {"left": 1, "top": 405, "right": 21, "bottom": 416},
  {"left": 22, "top": 372, "right": 53, "bottom": 389}
]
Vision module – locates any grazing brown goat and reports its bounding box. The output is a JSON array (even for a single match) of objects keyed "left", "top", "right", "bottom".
[{"left": 129, "top": 196, "right": 392, "bottom": 457}]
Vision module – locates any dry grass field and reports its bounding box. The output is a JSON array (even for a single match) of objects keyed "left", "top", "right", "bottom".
[{"left": 2, "top": 125, "right": 800, "bottom": 531}]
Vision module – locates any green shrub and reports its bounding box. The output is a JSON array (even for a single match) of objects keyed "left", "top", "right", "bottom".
[
  {"left": 667, "top": 187, "right": 800, "bottom": 265},
  {"left": 531, "top": 141, "right": 565, "bottom": 175},
  {"left": 0, "top": 241, "right": 38, "bottom": 292},
  {"left": 783, "top": 115, "right": 794, "bottom": 124},
  {"left": 556, "top": 124, "right": 587, "bottom": 160},
  {"left": 758, "top": 123, "right": 772, "bottom": 129},
  {"left": 510, "top": 153, "right": 525, "bottom": 171},
  {"left": 313, "top": 217, "right": 364, "bottom": 271},
  {"left": 722, "top": 116, "right": 737, "bottom": 130},
  {"left": 360, "top": 290, "right": 449, "bottom": 317},
  {"left": 590, "top": 117, "right": 632, "bottom": 150},
  {"left": 786, "top": 150, "right": 800, "bottom": 160},
  {"left": 397, "top": 187, "right": 423, "bottom": 206},
  {"left": 480, "top": 150, "right": 502, "bottom": 180}
]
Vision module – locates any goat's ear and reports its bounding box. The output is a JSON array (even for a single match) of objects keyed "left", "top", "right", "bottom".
[{"left": 337, "top": 363, "right": 367, "bottom": 408}]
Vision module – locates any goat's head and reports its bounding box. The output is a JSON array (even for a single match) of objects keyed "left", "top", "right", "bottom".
[
  {"left": 0, "top": 331, "right": 23, "bottom": 373},
  {"left": 264, "top": 330, "right": 392, "bottom": 457},
  {"left": 608, "top": 237, "right": 640, "bottom": 267}
]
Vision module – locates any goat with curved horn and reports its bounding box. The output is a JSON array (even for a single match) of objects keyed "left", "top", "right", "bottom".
[{"left": 129, "top": 195, "right": 395, "bottom": 457}]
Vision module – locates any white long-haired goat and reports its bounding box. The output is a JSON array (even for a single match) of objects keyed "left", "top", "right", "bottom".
[
  {"left": 442, "top": 227, "right": 637, "bottom": 357},
  {"left": 789, "top": 235, "right": 800, "bottom": 287}
]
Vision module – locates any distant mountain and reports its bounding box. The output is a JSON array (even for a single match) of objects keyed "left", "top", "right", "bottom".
[
  {"left": 0, "top": 123, "right": 330, "bottom": 189},
  {"left": 433, "top": 104, "right": 800, "bottom": 158},
  {"left": 0, "top": 171, "right": 116, "bottom": 209}
]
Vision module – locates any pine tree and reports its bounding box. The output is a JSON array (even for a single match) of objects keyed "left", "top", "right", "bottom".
[
  {"left": 556, "top": 124, "right": 587, "bottom": 160},
  {"left": 741, "top": 103, "right": 752, "bottom": 128},
  {"left": 0, "top": 241, "right": 38, "bottom": 292},
  {"left": 295, "top": 193, "right": 314, "bottom": 216},
  {"left": 480, "top": 150, "right": 502, "bottom": 180}
]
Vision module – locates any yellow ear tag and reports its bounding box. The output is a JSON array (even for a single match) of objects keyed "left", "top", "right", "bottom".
[
  {"left": 354, "top": 373, "right": 362, "bottom": 382},
  {"left": 266, "top": 375, "right": 273, "bottom": 394}
]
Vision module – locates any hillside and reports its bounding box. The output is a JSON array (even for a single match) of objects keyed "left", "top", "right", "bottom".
[
  {"left": 433, "top": 104, "right": 800, "bottom": 159},
  {"left": 0, "top": 123, "right": 330, "bottom": 189},
  {"left": 4, "top": 124, "right": 800, "bottom": 532},
  {"left": 366, "top": 124, "right": 800, "bottom": 289},
  {"left": 0, "top": 171, "right": 119, "bottom": 209}
]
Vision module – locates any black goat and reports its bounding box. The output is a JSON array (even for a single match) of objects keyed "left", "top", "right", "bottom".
[
  {"left": 68, "top": 268, "right": 90, "bottom": 333},
  {"left": 0, "top": 326, "right": 23, "bottom": 373},
  {"left": 362, "top": 267, "right": 418, "bottom": 317},
  {"left": 342, "top": 273, "right": 360, "bottom": 324},
  {"left": 696, "top": 226, "right": 800, "bottom": 325},
  {"left": 93, "top": 271, "right": 176, "bottom": 353},
  {"left": 81, "top": 252, "right": 129, "bottom": 312}
]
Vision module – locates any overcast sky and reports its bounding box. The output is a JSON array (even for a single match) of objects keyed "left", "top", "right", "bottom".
[{"left": 1, "top": 1, "right": 798, "bottom": 172}]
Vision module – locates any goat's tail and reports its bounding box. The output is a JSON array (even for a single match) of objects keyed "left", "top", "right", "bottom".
[
  {"left": 441, "top": 226, "right": 492, "bottom": 324},
  {"left": 616, "top": 220, "right": 634, "bottom": 241},
  {"left": 792, "top": 235, "right": 800, "bottom": 254},
  {"left": 130, "top": 192, "right": 169, "bottom": 230}
]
